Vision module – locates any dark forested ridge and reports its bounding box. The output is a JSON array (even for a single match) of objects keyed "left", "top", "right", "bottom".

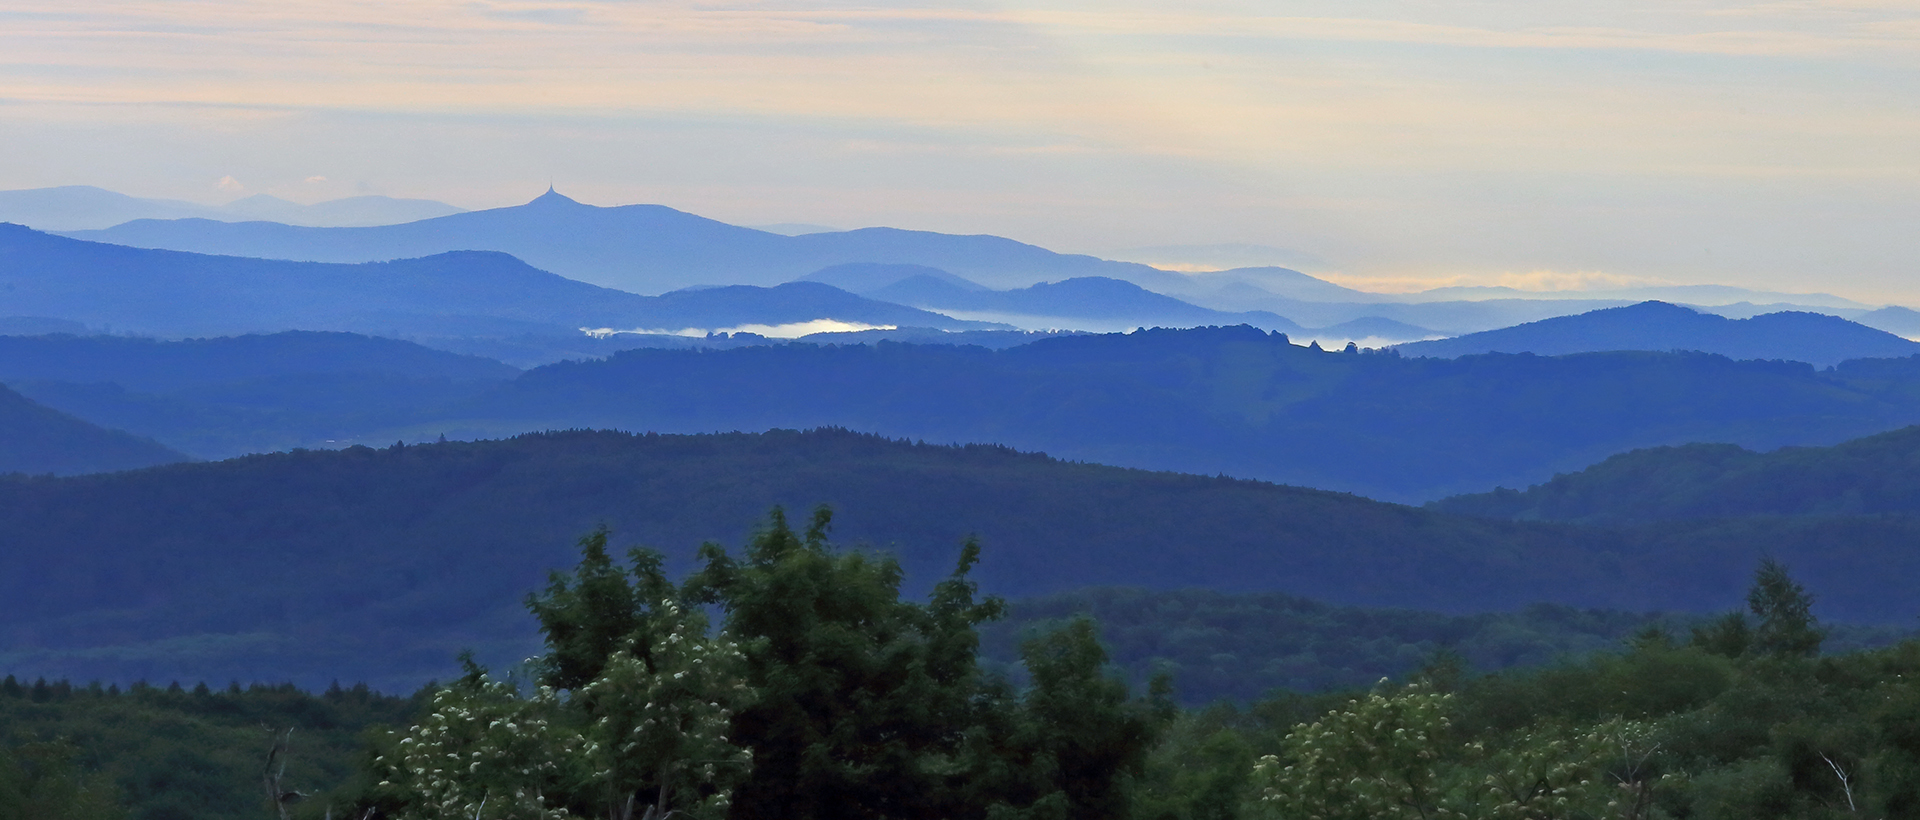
[
  {"left": 0, "top": 331, "right": 521, "bottom": 459},
  {"left": 7, "top": 428, "right": 1920, "bottom": 696},
  {"left": 453, "top": 326, "right": 1920, "bottom": 501},
  {"left": 0, "top": 331, "right": 519, "bottom": 390},
  {"left": 20, "top": 325, "right": 1920, "bottom": 498},
  {"left": 1433, "top": 424, "right": 1920, "bottom": 523},
  {"left": 0, "top": 383, "right": 185, "bottom": 475}
]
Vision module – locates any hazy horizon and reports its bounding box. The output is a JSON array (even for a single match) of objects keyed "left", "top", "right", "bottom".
[{"left": 4, "top": 1, "right": 1916, "bottom": 300}]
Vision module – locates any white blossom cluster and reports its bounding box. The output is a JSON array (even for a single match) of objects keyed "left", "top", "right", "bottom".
[
  {"left": 1249, "top": 684, "right": 1658, "bottom": 820},
  {"left": 578, "top": 600, "right": 754, "bottom": 820},
  {"left": 375, "top": 599, "right": 756, "bottom": 820},
  {"left": 375, "top": 676, "right": 581, "bottom": 820}
]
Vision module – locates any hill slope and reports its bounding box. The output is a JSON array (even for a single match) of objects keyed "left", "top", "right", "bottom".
[
  {"left": 867, "top": 276, "right": 1308, "bottom": 333},
  {"left": 65, "top": 190, "right": 1192, "bottom": 294},
  {"left": 17, "top": 326, "right": 1920, "bottom": 500},
  {"left": 1396, "top": 301, "right": 1918, "bottom": 366},
  {"left": 0, "top": 426, "right": 1905, "bottom": 691},
  {"left": 445, "top": 326, "right": 1920, "bottom": 501},
  {"left": 8, "top": 429, "right": 1920, "bottom": 692},
  {"left": 0, "top": 331, "right": 518, "bottom": 391},
  {"left": 0, "top": 384, "right": 186, "bottom": 475},
  {"left": 0, "top": 224, "right": 995, "bottom": 337},
  {"left": 1431, "top": 423, "right": 1920, "bottom": 523}
]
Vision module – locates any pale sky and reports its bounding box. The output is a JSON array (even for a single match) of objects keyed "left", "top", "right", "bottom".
[{"left": 2, "top": 1, "right": 1917, "bottom": 299}]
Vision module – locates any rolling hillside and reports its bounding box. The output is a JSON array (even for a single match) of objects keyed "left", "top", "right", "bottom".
[
  {"left": 0, "top": 384, "right": 186, "bottom": 475},
  {"left": 1395, "top": 301, "right": 1919, "bottom": 366},
  {"left": 17, "top": 325, "right": 1920, "bottom": 499},
  {"left": 454, "top": 326, "right": 1920, "bottom": 501},
  {"left": 1431, "top": 423, "right": 1920, "bottom": 523},
  {"left": 6, "top": 427, "right": 1920, "bottom": 694}
]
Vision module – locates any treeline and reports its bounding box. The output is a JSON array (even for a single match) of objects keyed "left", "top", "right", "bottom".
[
  {"left": 10, "top": 516, "right": 1920, "bottom": 820},
  {"left": 0, "top": 678, "right": 419, "bottom": 820},
  {"left": 985, "top": 588, "right": 1913, "bottom": 704}
]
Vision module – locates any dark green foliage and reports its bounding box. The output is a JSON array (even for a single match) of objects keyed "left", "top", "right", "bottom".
[
  {"left": 525, "top": 527, "right": 678, "bottom": 690},
  {"left": 0, "top": 676, "right": 417, "bottom": 820},
  {"left": 1749, "top": 558, "right": 1826, "bottom": 657},
  {"left": 974, "top": 619, "right": 1170, "bottom": 820},
  {"left": 0, "top": 738, "right": 124, "bottom": 820},
  {"left": 984, "top": 589, "right": 1680, "bottom": 704},
  {"left": 687, "top": 507, "right": 1008, "bottom": 820}
]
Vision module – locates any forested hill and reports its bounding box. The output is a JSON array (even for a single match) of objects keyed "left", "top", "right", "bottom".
[
  {"left": 0, "top": 331, "right": 518, "bottom": 390},
  {"left": 18, "top": 326, "right": 1920, "bottom": 499},
  {"left": 9, "top": 428, "right": 1920, "bottom": 693},
  {"left": 0, "top": 384, "right": 186, "bottom": 475},
  {"left": 1432, "top": 424, "right": 1920, "bottom": 523},
  {"left": 1395, "top": 300, "right": 1920, "bottom": 367},
  {"left": 456, "top": 326, "right": 1920, "bottom": 501}
]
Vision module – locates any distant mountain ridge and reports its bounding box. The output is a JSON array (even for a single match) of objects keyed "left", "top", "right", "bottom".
[
  {"left": 0, "top": 185, "right": 463, "bottom": 231},
  {"left": 0, "top": 224, "right": 998, "bottom": 338},
  {"left": 1395, "top": 301, "right": 1919, "bottom": 367},
  {"left": 66, "top": 189, "right": 1195, "bottom": 294},
  {"left": 866, "top": 275, "right": 1308, "bottom": 334}
]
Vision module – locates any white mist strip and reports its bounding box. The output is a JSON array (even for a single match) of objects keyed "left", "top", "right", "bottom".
[{"left": 581, "top": 319, "right": 899, "bottom": 339}]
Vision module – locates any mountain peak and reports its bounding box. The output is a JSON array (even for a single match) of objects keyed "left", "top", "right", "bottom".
[{"left": 528, "top": 186, "right": 580, "bottom": 207}]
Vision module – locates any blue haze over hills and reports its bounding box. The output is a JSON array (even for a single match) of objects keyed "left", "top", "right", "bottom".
[
  {"left": 0, "top": 185, "right": 464, "bottom": 230},
  {"left": 1396, "top": 301, "right": 1920, "bottom": 367},
  {"left": 15, "top": 185, "right": 1920, "bottom": 694}
]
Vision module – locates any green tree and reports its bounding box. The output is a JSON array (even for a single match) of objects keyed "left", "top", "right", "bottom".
[
  {"left": 526, "top": 527, "right": 679, "bottom": 691},
  {"left": 1747, "top": 558, "right": 1825, "bottom": 657},
  {"left": 981, "top": 618, "right": 1172, "bottom": 820},
  {"left": 685, "top": 506, "right": 1006, "bottom": 820}
]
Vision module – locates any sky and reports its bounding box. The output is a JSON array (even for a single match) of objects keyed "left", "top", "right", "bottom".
[{"left": 1, "top": 1, "right": 1917, "bottom": 300}]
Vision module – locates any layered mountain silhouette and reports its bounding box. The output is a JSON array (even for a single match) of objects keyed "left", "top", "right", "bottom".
[
  {"left": 18, "top": 324, "right": 1920, "bottom": 498},
  {"left": 798, "top": 262, "right": 989, "bottom": 294},
  {"left": 66, "top": 189, "right": 1193, "bottom": 294},
  {"left": 1395, "top": 301, "right": 1919, "bottom": 367},
  {"left": 0, "top": 224, "right": 998, "bottom": 338},
  {"left": 11, "top": 427, "right": 1920, "bottom": 690},
  {"left": 0, "top": 383, "right": 186, "bottom": 475},
  {"left": 865, "top": 275, "right": 1307, "bottom": 333},
  {"left": 0, "top": 185, "right": 463, "bottom": 231}
]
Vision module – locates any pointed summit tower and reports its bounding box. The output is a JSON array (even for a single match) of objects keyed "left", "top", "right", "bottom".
[{"left": 529, "top": 184, "right": 578, "bottom": 207}]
